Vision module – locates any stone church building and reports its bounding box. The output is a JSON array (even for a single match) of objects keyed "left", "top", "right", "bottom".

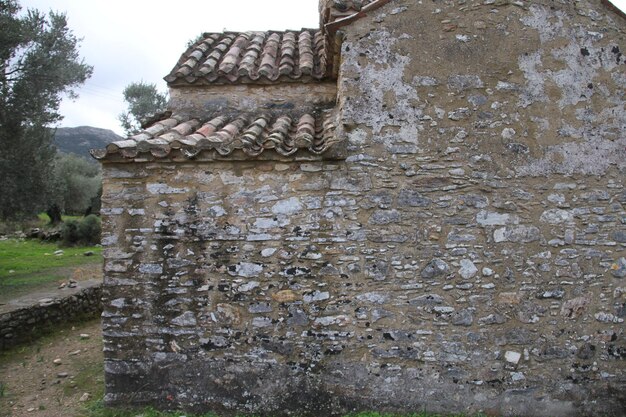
[{"left": 92, "top": 0, "right": 626, "bottom": 415}]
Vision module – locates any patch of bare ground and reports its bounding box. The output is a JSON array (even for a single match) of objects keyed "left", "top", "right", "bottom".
[{"left": 0, "top": 319, "right": 103, "bottom": 417}]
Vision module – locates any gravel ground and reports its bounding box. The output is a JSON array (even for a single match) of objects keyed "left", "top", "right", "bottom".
[{"left": 0, "top": 320, "right": 103, "bottom": 417}]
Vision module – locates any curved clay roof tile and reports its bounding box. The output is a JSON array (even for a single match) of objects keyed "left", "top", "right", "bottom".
[
  {"left": 92, "top": 111, "right": 341, "bottom": 161},
  {"left": 166, "top": 30, "right": 326, "bottom": 84},
  {"left": 241, "top": 115, "right": 270, "bottom": 146}
]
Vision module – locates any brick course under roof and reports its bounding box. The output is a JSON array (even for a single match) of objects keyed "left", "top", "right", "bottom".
[
  {"left": 165, "top": 30, "right": 327, "bottom": 85},
  {"left": 91, "top": 111, "right": 340, "bottom": 161}
]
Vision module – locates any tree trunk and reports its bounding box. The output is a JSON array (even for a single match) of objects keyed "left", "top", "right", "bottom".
[{"left": 46, "top": 204, "right": 62, "bottom": 225}]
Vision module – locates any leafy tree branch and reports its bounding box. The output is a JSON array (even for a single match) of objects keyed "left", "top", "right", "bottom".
[
  {"left": 0, "top": 0, "right": 92, "bottom": 221},
  {"left": 118, "top": 81, "right": 168, "bottom": 136}
]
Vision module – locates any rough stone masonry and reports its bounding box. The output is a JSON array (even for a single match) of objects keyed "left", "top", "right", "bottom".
[{"left": 93, "top": 1, "right": 626, "bottom": 416}]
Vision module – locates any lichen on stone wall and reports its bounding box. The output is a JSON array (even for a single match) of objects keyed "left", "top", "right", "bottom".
[
  {"left": 339, "top": 29, "right": 423, "bottom": 154},
  {"left": 515, "top": 2, "right": 626, "bottom": 176}
]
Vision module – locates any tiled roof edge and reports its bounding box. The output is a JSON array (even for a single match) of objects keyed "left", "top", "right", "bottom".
[{"left": 91, "top": 110, "right": 344, "bottom": 163}]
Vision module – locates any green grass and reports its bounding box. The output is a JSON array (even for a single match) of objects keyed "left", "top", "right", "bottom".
[
  {"left": 84, "top": 403, "right": 219, "bottom": 417},
  {"left": 0, "top": 238, "right": 102, "bottom": 279},
  {"left": 63, "top": 357, "right": 105, "bottom": 399},
  {"left": 0, "top": 213, "right": 81, "bottom": 234},
  {"left": 37, "top": 212, "right": 83, "bottom": 226},
  {"left": 0, "top": 238, "right": 102, "bottom": 300}
]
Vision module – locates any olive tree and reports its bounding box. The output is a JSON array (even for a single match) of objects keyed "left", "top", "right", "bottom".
[
  {"left": 49, "top": 153, "right": 101, "bottom": 216},
  {"left": 0, "top": 0, "right": 93, "bottom": 221},
  {"left": 118, "top": 81, "right": 168, "bottom": 136}
]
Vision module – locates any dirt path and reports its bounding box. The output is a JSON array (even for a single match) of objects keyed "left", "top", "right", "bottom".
[
  {"left": 0, "top": 263, "right": 102, "bottom": 307},
  {"left": 0, "top": 320, "right": 104, "bottom": 417}
]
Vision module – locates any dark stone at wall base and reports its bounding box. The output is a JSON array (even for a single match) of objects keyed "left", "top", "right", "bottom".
[{"left": 101, "top": 358, "right": 624, "bottom": 417}]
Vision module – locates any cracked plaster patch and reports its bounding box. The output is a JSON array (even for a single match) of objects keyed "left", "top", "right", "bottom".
[
  {"left": 521, "top": 4, "right": 565, "bottom": 43},
  {"left": 340, "top": 29, "right": 422, "bottom": 149},
  {"left": 516, "top": 137, "right": 626, "bottom": 176},
  {"left": 516, "top": 3, "right": 626, "bottom": 176},
  {"left": 519, "top": 5, "right": 625, "bottom": 109}
]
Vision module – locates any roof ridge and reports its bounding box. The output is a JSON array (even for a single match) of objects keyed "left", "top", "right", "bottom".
[
  {"left": 165, "top": 29, "right": 328, "bottom": 85},
  {"left": 198, "top": 28, "right": 320, "bottom": 36}
]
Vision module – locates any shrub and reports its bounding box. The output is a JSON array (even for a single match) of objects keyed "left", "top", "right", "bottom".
[
  {"left": 78, "top": 214, "right": 101, "bottom": 245},
  {"left": 61, "top": 215, "right": 100, "bottom": 246},
  {"left": 61, "top": 219, "right": 81, "bottom": 245}
]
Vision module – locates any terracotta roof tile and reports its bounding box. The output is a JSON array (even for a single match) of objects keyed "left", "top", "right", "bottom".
[
  {"left": 92, "top": 110, "right": 341, "bottom": 161},
  {"left": 165, "top": 30, "right": 328, "bottom": 85}
]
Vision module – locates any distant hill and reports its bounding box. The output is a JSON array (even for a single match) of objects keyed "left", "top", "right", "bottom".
[{"left": 53, "top": 126, "right": 123, "bottom": 160}]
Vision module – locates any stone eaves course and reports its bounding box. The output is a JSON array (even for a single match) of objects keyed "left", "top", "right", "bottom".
[{"left": 91, "top": 110, "right": 340, "bottom": 161}]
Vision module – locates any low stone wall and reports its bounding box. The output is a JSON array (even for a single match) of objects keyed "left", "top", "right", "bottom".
[{"left": 0, "top": 283, "right": 102, "bottom": 351}]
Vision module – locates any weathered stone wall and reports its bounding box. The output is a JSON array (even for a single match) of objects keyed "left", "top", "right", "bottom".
[
  {"left": 169, "top": 83, "right": 337, "bottom": 117},
  {"left": 101, "top": 1, "right": 625, "bottom": 416},
  {"left": 337, "top": 0, "right": 626, "bottom": 177},
  {"left": 0, "top": 284, "right": 102, "bottom": 350}
]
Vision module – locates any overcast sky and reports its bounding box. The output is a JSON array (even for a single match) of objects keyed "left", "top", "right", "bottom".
[
  {"left": 19, "top": 0, "right": 320, "bottom": 135},
  {"left": 19, "top": 0, "right": 626, "bottom": 136}
]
